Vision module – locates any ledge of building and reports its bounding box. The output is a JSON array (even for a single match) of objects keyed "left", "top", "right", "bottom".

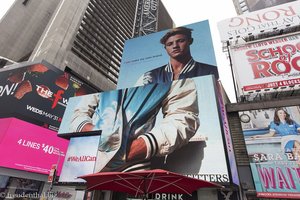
[{"left": 226, "top": 95, "right": 300, "bottom": 112}]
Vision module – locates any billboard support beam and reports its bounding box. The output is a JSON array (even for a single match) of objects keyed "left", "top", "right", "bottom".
[{"left": 226, "top": 96, "right": 300, "bottom": 112}]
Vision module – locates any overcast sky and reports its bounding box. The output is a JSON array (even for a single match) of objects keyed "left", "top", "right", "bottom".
[{"left": 0, "top": 0, "right": 237, "bottom": 102}]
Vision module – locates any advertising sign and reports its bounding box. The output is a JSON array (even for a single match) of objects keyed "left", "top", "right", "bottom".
[
  {"left": 239, "top": 106, "right": 300, "bottom": 199},
  {"left": 246, "top": 0, "right": 296, "bottom": 12},
  {"left": 59, "top": 75, "right": 229, "bottom": 184},
  {"left": 218, "top": 1, "right": 300, "bottom": 41},
  {"left": 217, "top": 83, "right": 239, "bottom": 186},
  {"left": 0, "top": 61, "right": 96, "bottom": 131},
  {"left": 117, "top": 20, "right": 218, "bottom": 89},
  {"left": 0, "top": 118, "right": 68, "bottom": 175},
  {"left": 229, "top": 34, "right": 300, "bottom": 96},
  {"left": 59, "top": 136, "right": 100, "bottom": 183}
]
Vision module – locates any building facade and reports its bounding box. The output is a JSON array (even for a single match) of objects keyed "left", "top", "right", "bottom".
[{"left": 232, "top": 0, "right": 297, "bottom": 14}]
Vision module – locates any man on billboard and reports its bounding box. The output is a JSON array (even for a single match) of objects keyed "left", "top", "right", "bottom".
[
  {"left": 69, "top": 79, "right": 200, "bottom": 172},
  {"left": 137, "top": 27, "right": 218, "bottom": 85}
]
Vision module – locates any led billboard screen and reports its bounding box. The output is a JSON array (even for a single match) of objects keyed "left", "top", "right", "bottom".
[
  {"left": 0, "top": 61, "right": 96, "bottom": 131},
  {"left": 59, "top": 76, "right": 229, "bottom": 184},
  {"left": 59, "top": 136, "right": 100, "bottom": 183},
  {"left": 0, "top": 118, "right": 68, "bottom": 175},
  {"left": 239, "top": 106, "right": 300, "bottom": 199},
  {"left": 117, "top": 20, "right": 218, "bottom": 89}
]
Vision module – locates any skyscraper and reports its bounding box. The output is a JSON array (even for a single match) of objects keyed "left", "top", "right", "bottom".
[
  {"left": 232, "top": 0, "right": 297, "bottom": 14},
  {"left": 0, "top": 0, "right": 173, "bottom": 91},
  {"left": 0, "top": 0, "right": 61, "bottom": 63}
]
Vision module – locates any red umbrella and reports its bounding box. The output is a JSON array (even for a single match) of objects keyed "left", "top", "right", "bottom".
[{"left": 79, "top": 169, "right": 222, "bottom": 199}]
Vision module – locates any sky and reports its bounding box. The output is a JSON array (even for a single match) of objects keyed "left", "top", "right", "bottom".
[{"left": 0, "top": 0, "right": 237, "bottom": 102}]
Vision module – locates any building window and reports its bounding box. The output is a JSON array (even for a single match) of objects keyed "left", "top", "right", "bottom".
[{"left": 23, "top": 0, "right": 30, "bottom": 6}]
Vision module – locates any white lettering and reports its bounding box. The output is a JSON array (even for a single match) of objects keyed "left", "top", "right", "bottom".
[{"left": 0, "top": 83, "right": 19, "bottom": 97}]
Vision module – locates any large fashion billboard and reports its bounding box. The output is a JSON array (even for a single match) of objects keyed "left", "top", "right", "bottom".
[
  {"left": 117, "top": 20, "right": 218, "bottom": 89},
  {"left": 58, "top": 75, "right": 230, "bottom": 183},
  {"left": 0, "top": 118, "right": 68, "bottom": 175},
  {"left": 239, "top": 106, "right": 300, "bottom": 199},
  {"left": 0, "top": 60, "right": 96, "bottom": 131},
  {"left": 229, "top": 34, "right": 300, "bottom": 97},
  {"left": 218, "top": 1, "right": 300, "bottom": 41},
  {"left": 59, "top": 136, "right": 100, "bottom": 183}
]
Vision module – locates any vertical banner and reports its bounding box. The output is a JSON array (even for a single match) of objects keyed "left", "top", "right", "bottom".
[
  {"left": 216, "top": 83, "right": 240, "bottom": 186},
  {"left": 48, "top": 164, "right": 57, "bottom": 183},
  {"left": 239, "top": 106, "right": 300, "bottom": 199}
]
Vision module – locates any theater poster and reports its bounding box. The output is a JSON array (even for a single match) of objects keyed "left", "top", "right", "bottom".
[
  {"left": 59, "top": 75, "right": 230, "bottom": 184},
  {"left": 239, "top": 106, "right": 300, "bottom": 199},
  {"left": 229, "top": 34, "right": 300, "bottom": 97},
  {"left": 0, "top": 60, "right": 96, "bottom": 131},
  {"left": 117, "top": 20, "right": 218, "bottom": 89}
]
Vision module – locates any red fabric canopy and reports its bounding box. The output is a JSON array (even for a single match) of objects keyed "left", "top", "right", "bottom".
[{"left": 79, "top": 169, "right": 222, "bottom": 198}]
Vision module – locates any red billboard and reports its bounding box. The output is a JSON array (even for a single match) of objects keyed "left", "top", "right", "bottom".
[{"left": 0, "top": 60, "right": 97, "bottom": 131}]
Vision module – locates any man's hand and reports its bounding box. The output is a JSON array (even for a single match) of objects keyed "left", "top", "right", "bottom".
[
  {"left": 81, "top": 123, "right": 94, "bottom": 132},
  {"left": 127, "top": 137, "right": 147, "bottom": 161},
  {"left": 99, "top": 130, "right": 120, "bottom": 152}
]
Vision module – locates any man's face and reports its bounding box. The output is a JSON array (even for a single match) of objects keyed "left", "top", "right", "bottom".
[{"left": 164, "top": 34, "right": 191, "bottom": 59}]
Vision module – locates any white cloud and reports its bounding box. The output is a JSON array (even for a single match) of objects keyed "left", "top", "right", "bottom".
[{"left": 0, "top": 0, "right": 15, "bottom": 21}]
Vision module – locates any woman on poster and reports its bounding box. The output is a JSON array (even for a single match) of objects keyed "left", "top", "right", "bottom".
[{"left": 252, "top": 108, "right": 300, "bottom": 165}]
